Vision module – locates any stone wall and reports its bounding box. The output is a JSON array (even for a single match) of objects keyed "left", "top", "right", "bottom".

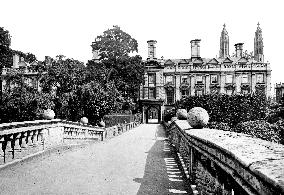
[{"left": 164, "top": 120, "right": 284, "bottom": 195}]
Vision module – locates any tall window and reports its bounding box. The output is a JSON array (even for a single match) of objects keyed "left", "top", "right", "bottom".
[
  {"left": 149, "top": 88, "right": 156, "bottom": 99},
  {"left": 210, "top": 75, "right": 218, "bottom": 84},
  {"left": 196, "top": 75, "right": 203, "bottom": 84},
  {"left": 181, "top": 89, "right": 189, "bottom": 98},
  {"left": 148, "top": 74, "right": 156, "bottom": 84},
  {"left": 196, "top": 90, "right": 203, "bottom": 96},
  {"left": 226, "top": 89, "right": 233, "bottom": 95},
  {"left": 181, "top": 75, "right": 188, "bottom": 83},
  {"left": 256, "top": 74, "right": 264, "bottom": 83},
  {"left": 242, "top": 74, "right": 249, "bottom": 83},
  {"left": 166, "top": 89, "right": 174, "bottom": 104},
  {"left": 165, "top": 75, "right": 173, "bottom": 84},
  {"left": 226, "top": 74, "right": 233, "bottom": 83}
]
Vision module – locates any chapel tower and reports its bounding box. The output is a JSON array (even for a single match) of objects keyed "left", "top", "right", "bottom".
[
  {"left": 219, "top": 24, "right": 229, "bottom": 58},
  {"left": 254, "top": 22, "right": 264, "bottom": 62}
]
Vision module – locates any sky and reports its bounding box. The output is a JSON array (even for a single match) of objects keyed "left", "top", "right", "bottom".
[{"left": 1, "top": 0, "right": 284, "bottom": 94}]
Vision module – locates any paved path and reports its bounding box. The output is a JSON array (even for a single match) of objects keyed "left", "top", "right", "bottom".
[{"left": 0, "top": 124, "right": 190, "bottom": 195}]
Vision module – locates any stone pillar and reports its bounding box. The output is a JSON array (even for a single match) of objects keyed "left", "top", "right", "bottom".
[
  {"left": 20, "top": 132, "right": 28, "bottom": 158},
  {"left": 205, "top": 74, "right": 210, "bottom": 94},
  {"left": 220, "top": 73, "right": 226, "bottom": 94},
  {"left": 5, "top": 134, "right": 14, "bottom": 163},
  {"left": 175, "top": 74, "right": 181, "bottom": 101},
  {"left": 235, "top": 73, "right": 241, "bottom": 93},
  {"left": 13, "top": 133, "right": 22, "bottom": 159},
  {"left": 0, "top": 137, "right": 5, "bottom": 165},
  {"left": 190, "top": 75, "right": 195, "bottom": 96},
  {"left": 251, "top": 73, "right": 256, "bottom": 93}
]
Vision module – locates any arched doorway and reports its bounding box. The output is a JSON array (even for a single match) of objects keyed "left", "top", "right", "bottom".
[{"left": 146, "top": 106, "right": 160, "bottom": 124}]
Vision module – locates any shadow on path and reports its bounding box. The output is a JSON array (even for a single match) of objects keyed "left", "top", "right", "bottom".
[{"left": 133, "top": 125, "right": 190, "bottom": 195}]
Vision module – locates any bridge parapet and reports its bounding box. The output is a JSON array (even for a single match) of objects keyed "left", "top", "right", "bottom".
[
  {"left": 164, "top": 120, "right": 284, "bottom": 195},
  {"left": 0, "top": 120, "right": 139, "bottom": 167}
]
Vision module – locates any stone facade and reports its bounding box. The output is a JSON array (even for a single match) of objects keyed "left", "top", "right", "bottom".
[
  {"left": 139, "top": 24, "right": 271, "bottom": 122},
  {"left": 1, "top": 54, "right": 49, "bottom": 92}
]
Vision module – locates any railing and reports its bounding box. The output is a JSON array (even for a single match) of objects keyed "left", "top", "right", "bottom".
[
  {"left": 164, "top": 120, "right": 284, "bottom": 195},
  {"left": 0, "top": 119, "right": 140, "bottom": 166}
]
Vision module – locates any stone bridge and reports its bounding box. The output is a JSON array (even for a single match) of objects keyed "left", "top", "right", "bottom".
[{"left": 0, "top": 119, "right": 284, "bottom": 194}]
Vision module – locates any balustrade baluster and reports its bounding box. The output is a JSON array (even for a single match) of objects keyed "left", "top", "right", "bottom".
[
  {"left": 4, "top": 134, "right": 14, "bottom": 163},
  {"left": 0, "top": 136, "right": 5, "bottom": 165},
  {"left": 13, "top": 133, "right": 22, "bottom": 159},
  {"left": 37, "top": 129, "right": 44, "bottom": 150},
  {"left": 20, "top": 132, "right": 28, "bottom": 158},
  {"left": 27, "top": 131, "right": 35, "bottom": 154}
]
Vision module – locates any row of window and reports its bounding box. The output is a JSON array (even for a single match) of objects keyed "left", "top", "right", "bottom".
[
  {"left": 145, "top": 87, "right": 264, "bottom": 104},
  {"left": 148, "top": 73, "right": 265, "bottom": 85}
]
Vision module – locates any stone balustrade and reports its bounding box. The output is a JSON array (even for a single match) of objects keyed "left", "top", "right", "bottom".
[
  {"left": 164, "top": 120, "right": 284, "bottom": 195},
  {"left": 0, "top": 119, "right": 139, "bottom": 166}
]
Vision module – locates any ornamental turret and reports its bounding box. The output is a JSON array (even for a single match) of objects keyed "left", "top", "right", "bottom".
[
  {"left": 219, "top": 24, "right": 229, "bottom": 58},
  {"left": 254, "top": 22, "right": 264, "bottom": 62}
]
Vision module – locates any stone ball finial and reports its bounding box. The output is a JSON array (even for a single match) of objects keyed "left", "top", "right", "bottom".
[
  {"left": 176, "top": 109, "right": 188, "bottom": 120},
  {"left": 187, "top": 107, "right": 209, "bottom": 129},
  {"left": 80, "top": 117, "right": 88, "bottom": 124},
  {"left": 42, "top": 109, "right": 55, "bottom": 120}
]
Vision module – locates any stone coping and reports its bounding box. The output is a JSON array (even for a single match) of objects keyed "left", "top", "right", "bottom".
[
  {"left": 0, "top": 119, "right": 104, "bottom": 135},
  {"left": 172, "top": 120, "right": 284, "bottom": 193}
]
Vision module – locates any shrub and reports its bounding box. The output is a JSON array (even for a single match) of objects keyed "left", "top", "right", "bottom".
[
  {"left": 187, "top": 107, "right": 209, "bottom": 129},
  {"left": 207, "top": 122, "right": 231, "bottom": 131},
  {"left": 176, "top": 109, "right": 187, "bottom": 120},
  {"left": 164, "top": 108, "right": 176, "bottom": 122},
  {"left": 176, "top": 93, "right": 267, "bottom": 127},
  {"left": 233, "top": 120, "right": 282, "bottom": 143}
]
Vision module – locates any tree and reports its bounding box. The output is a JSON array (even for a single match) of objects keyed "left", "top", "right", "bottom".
[
  {"left": 0, "top": 27, "right": 13, "bottom": 103},
  {"left": 89, "top": 26, "right": 144, "bottom": 112},
  {"left": 91, "top": 25, "right": 139, "bottom": 82}
]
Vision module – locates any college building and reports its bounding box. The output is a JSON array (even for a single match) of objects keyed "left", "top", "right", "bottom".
[{"left": 139, "top": 23, "right": 272, "bottom": 123}]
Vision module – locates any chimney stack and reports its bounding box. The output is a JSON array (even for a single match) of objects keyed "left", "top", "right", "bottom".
[
  {"left": 147, "top": 40, "right": 157, "bottom": 60},
  {"left": 234, "top": 43, "right": 244, "bottom": 58},
  {"left": 190, "top": 39, "right": 201, "bottom": 59}
]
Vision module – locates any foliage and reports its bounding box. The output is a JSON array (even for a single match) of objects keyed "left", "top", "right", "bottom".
[
  {"left": 40, "top": 57, "right": 86, "bottom": 94},
  {"left": 207, "top": 122, "right": 231, "bottom": 131},
  {"left": 0, "top": 82, "right": 54, "bottom": 123},
  {"left": 187, "top": 107, "right": 209, "bottom": 128},
  {"left": 89, "top": 26, "right": 144, "bottom": 103},
  {"left": 164, "top": 108, "right": 176, "bottom": 122},
  {"left": 234, "top": 120, "right": 282, "bottom": 143},
  {"left": 91, "top": 25, "right": 138, "bottom": 61},
  {"left": 176, "top": 93, "right": 268, "bottom": 127}
]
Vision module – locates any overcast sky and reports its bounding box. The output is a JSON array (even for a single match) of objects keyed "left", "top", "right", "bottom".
[{"left": 1, "top": 0, "right": 283, "bottom": 93}]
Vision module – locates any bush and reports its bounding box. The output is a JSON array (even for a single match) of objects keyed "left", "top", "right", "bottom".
[
  {"left": 233, "top": 120, "right": 282, "bottom": 143},
  {"left": 207, "top": 122, "right": 231, "bottom": 131},
  {"left": 164, "top": 108, "right": 176, "bottom": 122},
  {"left": 103, "top": 114, "right": 134, "bottom": 127},
  {"left": 187, "top": 107, "right": 209, "bottom": 129},
  {"left": 176, "top": 109, "right": 187, "bottom": 120},
  {"left": 176, "top": 93, "right": 267, "bottom": 127}
]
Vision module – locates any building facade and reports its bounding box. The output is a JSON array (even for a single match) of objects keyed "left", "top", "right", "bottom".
[{"left": 139, "top": 23, "right": 271, "bottom": 123}]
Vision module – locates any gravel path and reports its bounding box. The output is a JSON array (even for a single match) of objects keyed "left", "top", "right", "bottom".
[{"left": 0, "top": 124, "right": 190, "bottom": 195}]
